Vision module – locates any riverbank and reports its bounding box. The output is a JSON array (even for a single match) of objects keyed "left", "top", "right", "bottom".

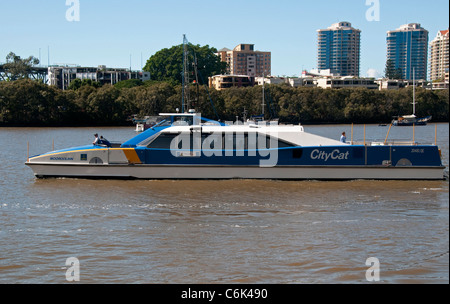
[{"left": 1, "top": 79, "right": 448, "bottom": 127}]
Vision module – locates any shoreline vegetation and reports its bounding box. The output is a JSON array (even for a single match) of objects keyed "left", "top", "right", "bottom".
[{"left": 0, "top": 79, "right": 448, "bottom": 127}]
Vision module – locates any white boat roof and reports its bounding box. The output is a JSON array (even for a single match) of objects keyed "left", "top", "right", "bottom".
[
  {"left": 402, "top": 114, "right": 417, "bottom": 119},
  {"left": 153, "top": 112, "right": 346, "bottom": 147},
  {"left": 161, "top": 124, "right": 346, "bottom": 147},
  {"left": 159, "top": 112, "right": 197, "bottom": 117}
]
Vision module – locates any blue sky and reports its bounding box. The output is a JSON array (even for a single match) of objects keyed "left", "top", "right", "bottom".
[{"left": 1, "top": 0, "right": 449, "bottom": 78}]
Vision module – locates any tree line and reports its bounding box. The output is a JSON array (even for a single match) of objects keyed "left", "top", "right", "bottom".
[{"left": 0, "top": 78, "right": 448, "bottom": 127}]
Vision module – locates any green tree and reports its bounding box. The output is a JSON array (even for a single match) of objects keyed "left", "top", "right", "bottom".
[
  {"left": 143, "top": 44, "right": 227, "bottom": 85},
  {"left": 114, "top": 79, "right": 143, "bottom": 89},
  {"left": 68, "top": 78, "right": 101, "bottom": 90},
  {"left": 85, "top": 85, "right": 125, "bottom": 125},
  {"left": 0, "top": 79, "right": 80, "bottom": 126},
  {"left": 384, "top": 59, "right": 403, "bottom": 79},
  {"left": 3, "top": 52, "right": 40, "bottom": 80},
  {"left": 131, "top": 82, "right": 177, "bottom": 117}
]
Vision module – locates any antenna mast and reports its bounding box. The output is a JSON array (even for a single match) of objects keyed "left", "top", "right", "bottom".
[
  {"left": 413, "top": 67, "right": 416, "bottom": 115},
  {"left": 182, "top": 34, "right": 190, "bottom": 113},
  {"left": 262, "top": 76, "right": 265, "bottom": 116}
]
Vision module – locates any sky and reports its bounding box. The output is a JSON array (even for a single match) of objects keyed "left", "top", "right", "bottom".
[{"left": 1, "top": 0, "right": 449, "bottom": 78}]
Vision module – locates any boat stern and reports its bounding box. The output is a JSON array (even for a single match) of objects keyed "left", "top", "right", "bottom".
[{"left": 26, "top": 145, "right": 144, "bottom": 178}]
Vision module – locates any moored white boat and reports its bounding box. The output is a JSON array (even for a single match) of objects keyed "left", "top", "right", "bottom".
[
  {"left": 392, "top": 68, "right": 432, "bottom": 126},
  {"left": 392, "top": 114, "right": 432, "bottom": 126}
]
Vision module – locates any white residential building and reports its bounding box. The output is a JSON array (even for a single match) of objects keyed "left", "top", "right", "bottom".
[{"left": 429, "top": 29, "right": 449, "bottom": 84}]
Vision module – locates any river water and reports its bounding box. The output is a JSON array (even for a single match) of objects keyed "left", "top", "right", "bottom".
[{"left": 0, "top": 123, "right": 448, "bottom": 284}]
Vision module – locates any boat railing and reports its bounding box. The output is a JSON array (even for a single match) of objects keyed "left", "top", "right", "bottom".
[{"left": 350, "top": 140, "right": 434, "bottom": 146}]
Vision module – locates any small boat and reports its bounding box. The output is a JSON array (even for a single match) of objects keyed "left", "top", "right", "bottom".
[
  {"left": 392, "top": 114, "right": 432, "bottom": 126},
  {"left": 392, "top": 68, "right": 431, "bottom": 126}
]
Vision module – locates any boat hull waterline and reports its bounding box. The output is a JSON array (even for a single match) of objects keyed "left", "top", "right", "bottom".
[{"left": 26, "top": 163, "right": 444, "bottom": 180}]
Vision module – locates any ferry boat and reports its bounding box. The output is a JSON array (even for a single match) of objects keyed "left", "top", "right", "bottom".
[
  {"left": 24, "top": 37, "right": 446, "bottom": 181},
  {"left": 25, "top": 111, "right": 445, "bottom": 180}
]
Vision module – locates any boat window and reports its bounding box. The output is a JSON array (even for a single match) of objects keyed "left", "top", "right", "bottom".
[
  {"left": 157, "top": 120, "right": 173, "bottom": 127},
  {"left": 147, "top": 133, "right": 179, "bottom": 149},
  {"left": 155, "top": 116, "right": 194, "bottom": 127},
  {"left": 223, "top": 132, "right": 294, "bottom": 150},
  {"left": 236, "top": 133, "right": 246, "bottom": 150},
  {"left": 224, "top": 133, "right": 234, "bottom": 150},
  {"left": 202, "top": 133, "right": 221, "bottom": 150},
  {"left": 137, "top": 133, "right": 160, "bottom": 147},
  {"left": 201, "top": 118, "right": 222, "bottom": 126},
  {"left": 146, "top": 132, "right": 295, "bottom": 150},
  {"left": 278, "top": 139, "right": 294, "bottom": 148},
  {"left": 172, "top": 116, "right": 193, "bottom": 126}
]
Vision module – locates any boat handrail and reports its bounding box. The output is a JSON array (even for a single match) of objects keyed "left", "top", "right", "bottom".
[{"left": 350, "top": 140, "right": 433, "bottom": 146}]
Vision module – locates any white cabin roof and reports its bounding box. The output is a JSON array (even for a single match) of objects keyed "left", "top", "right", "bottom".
[{"left": 161, "top": 124, "right": 346, "bottom": 147}]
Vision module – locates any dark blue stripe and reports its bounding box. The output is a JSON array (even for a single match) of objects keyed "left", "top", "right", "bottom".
[{"left": 134, "top": 145, "right": 442, "bottom": 167}]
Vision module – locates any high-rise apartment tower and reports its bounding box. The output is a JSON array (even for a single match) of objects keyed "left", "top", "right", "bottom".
[
  {"left": 386, "top": 23, "right": 429, "bottom": 80},
  {"left": 429, "top": 29, "right": 449, "bottom": 82},
  {"left": 317, "top": 21, "right": 361, "bottom": 77}
]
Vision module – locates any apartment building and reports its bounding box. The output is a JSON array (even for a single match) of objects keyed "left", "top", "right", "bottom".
[
  {"left": 386, "top": 23, "right": 429, "bottom": 80},
  {"left": 316, "top": 77, "right": 378, "bottom": 90},
  {"left": 208, "top": 75, "right": 254, "bottom": 90},
  {"left": 429, "top": 29, "right": 449, "bottom": 84},
  {"left": 317, "top": 21, "right": 361, "bottom": 77},
  {"left": 217, "top": 44, "right": 271, "bottom": 77}
]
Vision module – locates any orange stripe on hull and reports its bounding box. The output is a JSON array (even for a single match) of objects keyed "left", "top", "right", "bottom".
[{"left": 123, "top": 149, "right": 142, "bottom": 164}]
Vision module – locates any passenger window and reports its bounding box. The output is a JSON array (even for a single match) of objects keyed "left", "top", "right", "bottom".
[{"left": 147, "top": 134, "right": 178, "bottom": 149}]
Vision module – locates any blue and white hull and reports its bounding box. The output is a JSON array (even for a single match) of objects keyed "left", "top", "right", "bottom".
[
  {"left": 26, "top": 162, "right": 444, "bottom": 180},
  {"left": 26, "top": 113, "right": 446, "bottom": 180}
]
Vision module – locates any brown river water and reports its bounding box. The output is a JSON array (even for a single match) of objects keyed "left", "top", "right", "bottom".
[{"left": 0, "top": 123, "right": 448, "bottom": 284}]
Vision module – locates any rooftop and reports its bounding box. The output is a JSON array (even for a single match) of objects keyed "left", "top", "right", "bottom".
[
  {"left": 318, "top": 21, "right": 360, "bottom": 32},
  {"left": 389, "top": 23, "right": 428, "bottom": 32}
]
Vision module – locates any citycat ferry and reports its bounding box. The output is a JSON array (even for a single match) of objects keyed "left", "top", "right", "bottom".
[{"left": 25, "top": 112, "right": 445, "bottom": 180}]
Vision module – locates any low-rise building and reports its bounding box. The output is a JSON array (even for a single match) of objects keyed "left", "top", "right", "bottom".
[
  {"left": 255, "top": 76, "right": 285, "bottom": 86},
  {"left": 255, "top": 76, "right": 316, "bottom": 88},
  {"left": 48, "top": 65, "right": 150, "bottom": 90},
  {"left": 217, "top": 44, "right": 271, "bottom": 77},
  {"left": 431, "top": 81, "right": 449, "bottom": 90},
  {"left": 376, "top": 78, "right": 434, "bottom": 90},
  {"left": 376, "top": 79, "right": 407, "bottom": 90},
  {"left": 208, "top": 75, "right": 254, "bottom": 90},
  {"left": 316, "top": 77, "right": 378, "bottom": 89}
]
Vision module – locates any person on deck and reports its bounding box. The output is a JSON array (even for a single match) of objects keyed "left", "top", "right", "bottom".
[
  {"left": 100, "top": 136, "right": 111, "bottom": 147},
  {"left": 340, "top": 132, "right": 347, "bottom": 143},
  {"left": 93, "top": 133, "right": 99, "bottom": 145}
]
